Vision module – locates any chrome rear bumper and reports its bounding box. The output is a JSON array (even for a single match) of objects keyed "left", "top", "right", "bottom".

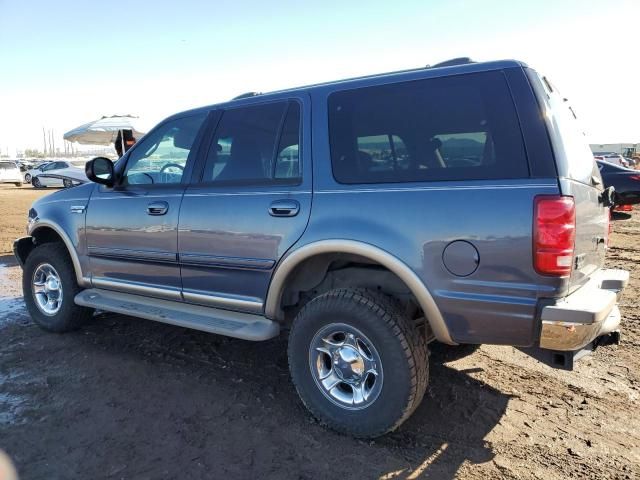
[{"left": 539, "top": 269, "right": 628, "bottom": 351}]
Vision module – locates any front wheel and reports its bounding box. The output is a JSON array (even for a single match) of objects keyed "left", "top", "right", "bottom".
[
  {"left": 32, "top": 177, "right": 42, "bottom": 188},
  {"left": 22, "top": 243, "right": 94, "bottom": 332},
  {"left": 288, "top": 289, "right": 428, "bottom": 438},
  {"left": 24, "top": 173, "right": 31, "bottom": 183},
  {"left": 63, "top": 178, "right": 73, "bottom": 188}
]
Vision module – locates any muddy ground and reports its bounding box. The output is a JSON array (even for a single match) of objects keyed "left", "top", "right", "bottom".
[{"left": 0, "top": 186, "right": 638, "bottom": 479}]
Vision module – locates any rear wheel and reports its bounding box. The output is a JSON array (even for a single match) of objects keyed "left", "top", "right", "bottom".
[
  {"left": 24, "top": 173, "right": 31, "bottom": 183},
  {"left": 14, "top": 182, "right": 22, "bottom": 187},
  {"left": 288, "top": 288, "right": 428, "bottom": 438},
  {"left": 63, "top": 179, "right": 73, "bottom": 188},
  {"left": 22, "top": 243, "right": 94, "bottom": 332},
  {"left": 32, "top": 177, "right": 42, "bottom": 188}
]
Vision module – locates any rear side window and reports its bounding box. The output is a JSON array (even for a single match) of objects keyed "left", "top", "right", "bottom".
[
  {"left": 328, "top": 71, "right": 528, "bottom": 184},
  {"left": 202, "top": 101, "right": 301, "bottom": 185}
]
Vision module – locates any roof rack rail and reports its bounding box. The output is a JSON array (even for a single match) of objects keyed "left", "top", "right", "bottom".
[
  {"left": 232, "top": 91, "right": 262, "bottom": 100},
  {"left": 427, "top": 57, "right": 474, "bottom": 69}
]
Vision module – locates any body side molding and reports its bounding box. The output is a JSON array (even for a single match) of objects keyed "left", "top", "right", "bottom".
[{"left": 265, "top": 239, "right": 456, "bottom": 345}]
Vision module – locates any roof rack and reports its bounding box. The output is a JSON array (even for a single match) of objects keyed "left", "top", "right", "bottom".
[
  {"left": 232, "top": 91, "right": 262, "bottom": 100},
  {"left": 427, "top": 57, "right": 474, "bottom": 69}
]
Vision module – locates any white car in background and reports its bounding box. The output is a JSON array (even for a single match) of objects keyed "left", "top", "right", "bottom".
[
  {"left": 30, "top": 160, "right": 89, "bottom": 188},
  {"left": 24, "top": 162, "right": 51, "bottom": 183},
  {"left": 0, "top": 161, "right": 23, "bottom": 186}
]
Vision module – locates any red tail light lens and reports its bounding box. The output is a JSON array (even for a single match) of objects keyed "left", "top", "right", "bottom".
[
  {"left": 629, "top": 175, "right": 640, "bottom": 181},
  {"left": 533, "top": 196, "right": 576, "bottom": 276}
]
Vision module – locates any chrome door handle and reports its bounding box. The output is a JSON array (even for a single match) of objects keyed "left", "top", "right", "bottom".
[
  {"left": 269, "top": 200, "right": 300, "bottom": 217},
  {"left": 147, "top": 201, "right": 169, "bottom": 215}
]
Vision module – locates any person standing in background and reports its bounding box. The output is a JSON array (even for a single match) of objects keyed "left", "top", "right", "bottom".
[{"left": 114, "top": 129, "right": 136, "bottom": 157}]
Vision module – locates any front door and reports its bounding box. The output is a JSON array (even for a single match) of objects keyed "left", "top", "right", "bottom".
[
  {"left": 85, "top": 112, "right": 208, "bottom": 300},
  {"left": 178, "top": 96, "right": 311, "bottom": 313}
]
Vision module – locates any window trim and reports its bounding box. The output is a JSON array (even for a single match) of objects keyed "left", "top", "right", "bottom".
[{"left": 194, "top": 98, "right": 304, "bottom": 188}]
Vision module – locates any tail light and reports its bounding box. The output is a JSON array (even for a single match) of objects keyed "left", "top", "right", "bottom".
[
  {"left": 629, "top": 175, "right": 640, "bottom": 181},
  {"left": 533, "top": 196, "right": 576, "bottom": 276}
]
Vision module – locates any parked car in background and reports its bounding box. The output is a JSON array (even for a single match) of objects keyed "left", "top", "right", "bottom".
[
  {"left": 24, "top": 162, "right": 51, "bottom": 183},
  {"left": 597, "top": 160, "right": 640, "bottom": 205},
  {"left": 30, "top": 160, "right": 89, "bottom": 188},
  {"left": 0, "top": 161, "right": 23, "bottom": 186},
  {"left": 594, "top": 152, "right": 630, "bottom": 168}
]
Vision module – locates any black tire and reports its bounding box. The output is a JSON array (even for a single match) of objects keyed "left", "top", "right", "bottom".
[
  {"left": 24, "top": 173, "right": 31, "bottom": 183},
  {"left": 22, "top": 242, "right": 94, "bottom": 332},
  {"left": 63, "top": 179, "right": 73, "bottom": 188},
  {"left": 14, "top": 182, "right": 22, "bottom": 187},
  {"left": 288, "top": 288, "right": 428, "bottom": 438},
  {"left": 32, "top": 177, "right": 42, "bottom": 188}
]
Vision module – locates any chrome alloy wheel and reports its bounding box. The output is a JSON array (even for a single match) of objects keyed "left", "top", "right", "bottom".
[
  {"left": 32, "top": 263, "right": 63, "bottom": 315},
  {"left": 309, "top": 323, "right": 383, "bottom": 410}
]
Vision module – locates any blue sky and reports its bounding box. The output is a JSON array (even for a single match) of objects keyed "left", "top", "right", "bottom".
[{"left": 0, "top": 0, "right": 638, "bottom": 154}]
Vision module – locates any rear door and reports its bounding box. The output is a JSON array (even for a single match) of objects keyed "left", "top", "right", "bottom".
[
  {"left": 178, "top": 95, "right": 311, "bottom": 313},
  {"left": 527, "top": 70, "right": 608, "bottom": 292}
]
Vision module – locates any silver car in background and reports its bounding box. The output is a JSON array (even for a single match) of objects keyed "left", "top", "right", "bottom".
[
  {"left": 29, "top": 160, "right": 89, "bottom": 188},
  {"left": 0, "top": 161, "right": 23, "bottom": 186}
]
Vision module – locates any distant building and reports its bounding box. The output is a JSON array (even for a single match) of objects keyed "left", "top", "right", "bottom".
[{"left": 590, "top": 143, "right": 639, "bottom": 157}]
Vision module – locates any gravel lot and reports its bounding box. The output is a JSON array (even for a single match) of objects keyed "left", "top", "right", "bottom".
[{"left": 0, "top": 186, "right": 638, "bottom": 479}]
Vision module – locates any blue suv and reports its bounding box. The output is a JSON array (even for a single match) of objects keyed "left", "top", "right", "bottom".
[{"left": 15, "top": 59, "right": 628, "bottom": 438}]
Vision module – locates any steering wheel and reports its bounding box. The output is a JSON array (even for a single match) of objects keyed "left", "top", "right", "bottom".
[
  {"left": 159, "top": 163, "right": 185, "bottom": 183},
  {"left": 159, "top": 163, "right": 185, "bottom": 174}
]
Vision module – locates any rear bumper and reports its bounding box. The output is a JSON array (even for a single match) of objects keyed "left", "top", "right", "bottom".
[{"left": 539, "top": 268, "right": 628, "bottom": 351}]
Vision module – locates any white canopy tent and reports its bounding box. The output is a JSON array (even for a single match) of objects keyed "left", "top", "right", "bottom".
[{"left": 63, "top": 115, "right": 148, "bottom": 153}]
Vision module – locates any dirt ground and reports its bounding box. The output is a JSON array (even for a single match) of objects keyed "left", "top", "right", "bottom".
[
  {"left": 0, "top": 186, "right": 638, "bottom": 479},
  {"left": 0, "top": 186, "right": 50, "bottom": 254}
]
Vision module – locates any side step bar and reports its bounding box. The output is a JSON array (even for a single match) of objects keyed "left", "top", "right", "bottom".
[{"left": 75, "top": 289, "right": 279, "bottom": 341}]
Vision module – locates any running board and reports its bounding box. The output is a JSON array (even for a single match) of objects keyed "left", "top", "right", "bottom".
[{"left": 75, "top": 288, "right": 279, "bottom": 341}]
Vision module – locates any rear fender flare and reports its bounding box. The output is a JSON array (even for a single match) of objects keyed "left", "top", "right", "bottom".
[{"left": 265, "top": 239, "right": 456, "bottom": 345}]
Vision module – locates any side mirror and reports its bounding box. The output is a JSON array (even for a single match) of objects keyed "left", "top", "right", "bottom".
[{"left": 86, "top": 157, "right": 115, "bottom": 187}]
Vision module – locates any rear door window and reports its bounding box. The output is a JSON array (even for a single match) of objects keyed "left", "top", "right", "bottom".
[
  {"left": 201, "top": 101, "right": 301, "bottom": 185},
  {"left": 328, "top": 70, "right": 529, "bottom": 184}
]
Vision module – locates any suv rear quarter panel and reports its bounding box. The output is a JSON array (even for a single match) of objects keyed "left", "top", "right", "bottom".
[{"left": 304, "top": 70, "right": 563, "bottom": 346}]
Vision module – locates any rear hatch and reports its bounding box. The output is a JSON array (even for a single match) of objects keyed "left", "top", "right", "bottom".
[{"left": 527, "top": 70, "right": 609, "bottom": 294}]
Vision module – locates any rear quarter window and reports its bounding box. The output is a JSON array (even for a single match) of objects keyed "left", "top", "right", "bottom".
[{"left": 328, "top": 70, "right": 529, "bottom": 184}]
